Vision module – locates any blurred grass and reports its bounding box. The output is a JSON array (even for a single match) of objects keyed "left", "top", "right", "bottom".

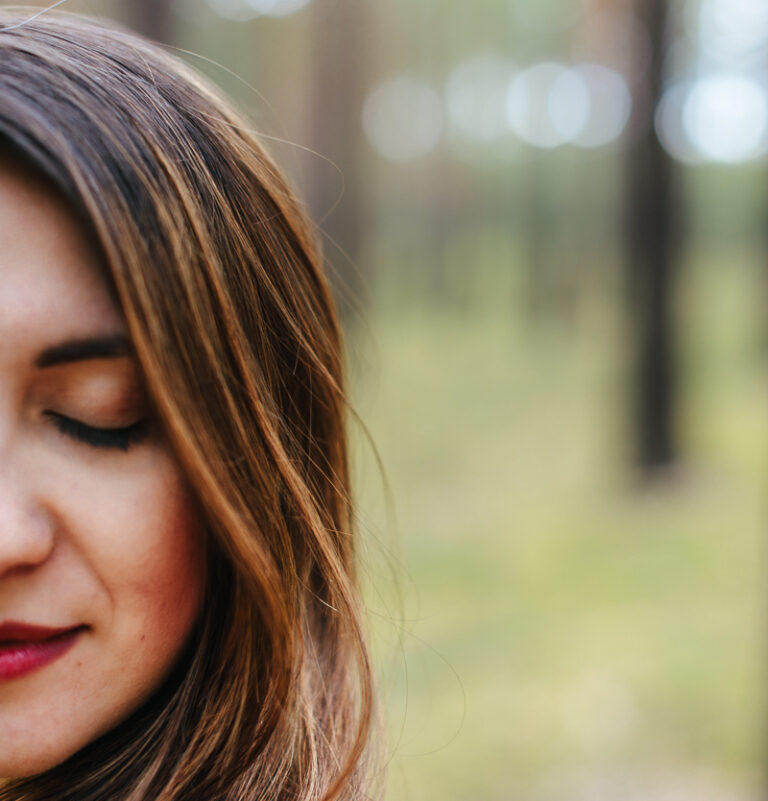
[{"left": 351, "top": 246, "right": 768, "bottom": 801}]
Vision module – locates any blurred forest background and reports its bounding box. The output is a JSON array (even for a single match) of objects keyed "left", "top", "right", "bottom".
[{"left": 13, "top": 0, "right": 768, "bottom": 798}]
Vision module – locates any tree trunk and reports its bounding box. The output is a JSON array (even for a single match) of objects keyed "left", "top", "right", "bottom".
[
  {"left": 304, "top": 0, "right": 371, "bottom": 313},
  {"left": 624, "top": 0, "right": 680, "bottom": 472}
]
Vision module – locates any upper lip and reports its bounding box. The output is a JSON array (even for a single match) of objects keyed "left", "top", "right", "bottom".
[{"left": 0, "top": 622, "right": 82, "bottom": 643}]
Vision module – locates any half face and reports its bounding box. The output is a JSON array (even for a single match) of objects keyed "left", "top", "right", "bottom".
[{"left": 0, "top": 158, "right": 206, "bottom": 777}]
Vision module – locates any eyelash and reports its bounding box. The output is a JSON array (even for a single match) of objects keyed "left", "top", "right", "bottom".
[{"left": 44, "top": 412, "right": 149, "bottom": 452}]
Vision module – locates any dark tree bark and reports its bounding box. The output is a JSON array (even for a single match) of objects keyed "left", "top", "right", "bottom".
[
  {"left": 129, "top": 0, "right": 174, "bottom": 45},
  {"left": 624, "top": 0, "right": 681, "bottom": 472},
  {"left": 304, "top": 0, "right": 371, "bottom": 312}
]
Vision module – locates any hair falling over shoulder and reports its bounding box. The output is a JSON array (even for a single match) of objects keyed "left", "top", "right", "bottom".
[{"left": 0, "top": 9, "right": 379, "bottom": 801}]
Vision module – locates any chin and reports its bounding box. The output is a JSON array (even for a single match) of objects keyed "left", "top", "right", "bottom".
[
  {"left": 0, "top": 724, "right": 103, "bottom": 780},
  {"left": 0, "top": 748, "right": 69, "bottom": 780}
]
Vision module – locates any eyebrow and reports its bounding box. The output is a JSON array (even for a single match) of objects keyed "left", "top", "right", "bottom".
[{"left": 35, "top": 334, "right": 132, "bottom": 368}]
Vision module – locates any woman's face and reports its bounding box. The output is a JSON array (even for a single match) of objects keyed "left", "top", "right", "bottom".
[{"left": 0, "top": 160, "right": 206, "bottom": 777}]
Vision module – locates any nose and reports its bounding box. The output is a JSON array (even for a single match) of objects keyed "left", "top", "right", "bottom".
[{"left": 0, "top": 466, "right": 55, "bottom": 577}]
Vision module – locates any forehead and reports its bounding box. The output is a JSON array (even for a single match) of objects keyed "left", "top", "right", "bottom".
[{"left": 0, "top": 159, "right": 123, "bottom": 356}]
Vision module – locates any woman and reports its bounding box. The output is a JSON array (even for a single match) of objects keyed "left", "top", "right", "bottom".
[{"left": 0, "top": 9, "right": 377, "bottom": 801}]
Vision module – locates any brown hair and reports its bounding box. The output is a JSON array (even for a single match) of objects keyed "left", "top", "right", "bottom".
[{"left": 0, "top": 9, "right": 377, "bottom": 801}]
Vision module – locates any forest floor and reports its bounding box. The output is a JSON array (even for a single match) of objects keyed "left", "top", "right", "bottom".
[{"left": 351, "top": 249, "right": 768, "bottom": 801}]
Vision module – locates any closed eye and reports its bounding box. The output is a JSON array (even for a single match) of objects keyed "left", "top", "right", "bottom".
[{"left": 44, "top": 411, "right": 150, "bottom": 451}]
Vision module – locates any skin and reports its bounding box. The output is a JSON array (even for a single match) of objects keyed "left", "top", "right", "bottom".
[{"left": 0, "top": 160, "right": 206, "bottom": 777}]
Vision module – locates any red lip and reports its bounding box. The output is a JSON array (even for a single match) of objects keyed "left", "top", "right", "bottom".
[
  {"left": 0, "top": 621, "right": 86, "bottom": 681},
  {"left": 0, "top": 622, "right": 80, "bottom": 642}
]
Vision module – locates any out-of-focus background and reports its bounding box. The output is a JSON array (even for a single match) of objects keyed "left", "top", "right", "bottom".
[{"left": 15, "top": 0, "right": 768, "bottom": 798}]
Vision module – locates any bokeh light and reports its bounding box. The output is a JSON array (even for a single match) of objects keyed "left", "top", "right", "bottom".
[
  {"left": 506, "top": 62, "right": 630, "bottom": 150},
  {"left": 699, "top": 0, "right": 768, "bottom": 67},
  {"left": 363, "top": 76, "right": 443, "bottom": 163},
  {"left": 655, "top": 82, "right": 702, "bottom": 165},
  {"left": 205, "top": 0, "right": 311, "bottom": 21},
  {"left": 683, "top": 73, "right": 768, "bottom": 163},
  {"left": 507, "top": 62, "right": 578, "bottom": 149},
  {"left": 445, "top": 54, "right": 515, "bottom": 145},
  {"left": 570, "top": 64, "right": 632, "bottom": 148},
  {"left": 548, "top": 68, "right": 591, "bottom": 144},
  {"left": 657, "top": 74, "right": 768, "bottom": 165}
]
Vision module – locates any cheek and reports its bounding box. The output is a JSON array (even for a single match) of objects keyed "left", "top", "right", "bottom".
[
  {"left": 0, "top": 447, "right": 208, "bottom": 778},
  {"left": 100, "top": 464, "right": 206, "bottom": 626},
  {"left": 52, "top": 448, "right": 206, "bottom": 706},
  {"left": 66, "top": 451, "right": 205, "bottom": 604}
]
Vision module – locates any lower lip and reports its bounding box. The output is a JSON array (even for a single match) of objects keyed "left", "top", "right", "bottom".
[{"left": 0, "top": 628, "right": 84, "bottom": 681}]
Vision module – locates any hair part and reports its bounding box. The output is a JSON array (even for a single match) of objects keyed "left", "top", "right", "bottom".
[{"left": 0, "top": 10, "right": 378, "bottom": 801}]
